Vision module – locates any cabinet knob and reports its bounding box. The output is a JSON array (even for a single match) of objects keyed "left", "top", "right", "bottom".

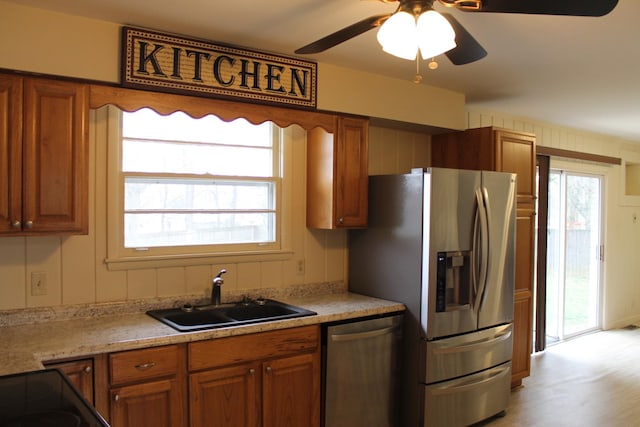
[
  {"left": 248, "top": 368, "right": 255, "bottom": 375},
  {"left": 11, "top": 220, "right": 20, "bottom": 229},
  {"left": 265, "top": 366, "right": 272, "bottom": 373},
  {"left": 24, "top": 220, "right": 33, "bottom": 229},
  {"left": 83, "top": 366, "right": 92, "bottom": 374},
  {"left": 114, "top": 394, "right": 120, "bottom": 402},
  {"left": 338, "top": 217, "right": 344, "bottom": 224}
]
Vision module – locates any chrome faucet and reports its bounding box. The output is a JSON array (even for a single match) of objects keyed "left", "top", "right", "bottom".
[{"left": 211, "top": 269, "right": 227, "bottom": 306}]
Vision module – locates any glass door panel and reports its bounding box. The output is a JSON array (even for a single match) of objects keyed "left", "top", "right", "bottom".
[{"left": 546, "top": 170, "right": 602, "bottom": 342}]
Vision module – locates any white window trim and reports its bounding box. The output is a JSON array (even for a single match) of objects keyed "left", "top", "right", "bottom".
[{"left": 104, "top": 106, "right": 294, "bottom": 271}]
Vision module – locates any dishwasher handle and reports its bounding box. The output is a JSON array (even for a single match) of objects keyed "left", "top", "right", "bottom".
[{"left": 330, "top": 325, "right": 399, "bottom": 342}]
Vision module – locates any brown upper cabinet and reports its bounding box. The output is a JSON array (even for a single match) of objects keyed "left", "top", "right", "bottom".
[
  {"left": 431, "top": 127, "right": 536, "bottom": 206},
  {"left": 0, "top": 73, "right": 89, "bottom": 235},
  {"left": 307, "top": 116, "right": 369, "bottom": 229}
]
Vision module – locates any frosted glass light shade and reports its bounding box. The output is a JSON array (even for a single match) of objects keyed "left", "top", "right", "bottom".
[
  {"left": 377, "top": 11, "right": 419, "bottom": 60},
  {"left": 416, "top": 10, "right": 457, "bottom": 59},
  {"left": 377, "top": 9, "right": 457, "bottom": 61}
]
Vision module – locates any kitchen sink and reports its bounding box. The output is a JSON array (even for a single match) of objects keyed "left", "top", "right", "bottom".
[{"left": 147, "top": 298, "right": 317, "bottom": 332}]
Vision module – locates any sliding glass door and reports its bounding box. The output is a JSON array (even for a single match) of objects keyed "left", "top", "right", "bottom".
[{"left": 546, "top": 170, "right": 602, "bottom": 342}]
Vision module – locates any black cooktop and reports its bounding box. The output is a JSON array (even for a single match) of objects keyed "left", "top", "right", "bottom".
[{"left": 0, "top": 369, "right": 109, "bottom": 427}]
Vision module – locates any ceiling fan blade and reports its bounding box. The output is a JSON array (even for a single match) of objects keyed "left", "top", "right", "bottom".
[
  {"left": 476, "top": 0, "right": 618, "bottom": 17},
  {"left": 441, "top": 13, "right": 487, "bottom": 65},
  {"left": 295, "top": 14, "right": 390, "bottom": 54}
]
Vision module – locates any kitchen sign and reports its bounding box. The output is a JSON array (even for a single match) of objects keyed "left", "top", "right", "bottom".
[{"left": 121, "top": 26, "right": 317, "bottom": 108}]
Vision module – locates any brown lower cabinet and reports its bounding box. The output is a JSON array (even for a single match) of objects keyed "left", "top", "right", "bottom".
[
  {"left": 189, "top": 325, "right": 320, "bottom": 427},
  {"left": 46, "top": 325, "right": 320, "bottom": 427},
  {"left": 108, "top": 344, "right": 188, "bottom": 427},
  {"left": 44, "top": 358, "right": 96, "bottom": 404}
]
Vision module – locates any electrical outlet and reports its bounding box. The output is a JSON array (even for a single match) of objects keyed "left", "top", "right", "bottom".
[
  {"left": 296, "top": 259, "right": 305, "bottom": 275},
  {"left": 31, "top": 271, "right": 48, "bottom": 296}
]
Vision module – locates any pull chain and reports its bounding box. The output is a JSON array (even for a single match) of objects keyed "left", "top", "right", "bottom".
[
  {"left": 414, "top": 58, "right": 439, "bottom": 84},
  {"left": 414, "top": 57, "right": 423, "bottom": 84}
]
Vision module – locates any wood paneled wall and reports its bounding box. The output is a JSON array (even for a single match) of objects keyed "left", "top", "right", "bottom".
[{"left": 0, "top": 118, "right": 430, "bottom": 311}]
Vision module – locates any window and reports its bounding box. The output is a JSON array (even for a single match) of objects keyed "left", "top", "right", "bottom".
[{"left": 106, "top": 107, "right": 292, "bottom": 268}]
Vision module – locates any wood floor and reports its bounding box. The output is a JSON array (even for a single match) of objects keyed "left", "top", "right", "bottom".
[{"left": 479, "top": 327, "right": 640, "bottom": 426}]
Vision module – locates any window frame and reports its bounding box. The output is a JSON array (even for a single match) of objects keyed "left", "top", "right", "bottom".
[{"left": 104, "top": 106, "right": 294, "bottom": 271}]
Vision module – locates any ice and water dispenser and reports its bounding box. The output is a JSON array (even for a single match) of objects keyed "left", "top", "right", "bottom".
[{"left": 435, "top": 251, "right": 472, "bottom": 312}]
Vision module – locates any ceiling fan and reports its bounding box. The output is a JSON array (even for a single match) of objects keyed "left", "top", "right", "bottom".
[{"left": 294, "top": 0, "right": 619, "bottom": 66}]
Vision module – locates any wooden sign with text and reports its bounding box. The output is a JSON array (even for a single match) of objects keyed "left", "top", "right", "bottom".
[{"left": 121, "top": 27, "right": 317, "bottom": 108}]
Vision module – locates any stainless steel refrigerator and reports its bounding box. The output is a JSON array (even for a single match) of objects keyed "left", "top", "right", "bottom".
[{"left": 349, "top": 167, "right": 516, "bottom": 427}]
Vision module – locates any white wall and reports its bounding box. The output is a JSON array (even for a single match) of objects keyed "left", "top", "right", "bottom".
[{"left": 468, "top": 109, "right": 640, "bottom": 330}]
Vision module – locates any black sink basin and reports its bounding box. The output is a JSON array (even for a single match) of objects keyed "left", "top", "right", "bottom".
[
  {"left": 225, "top": 303, "right": 299, "bottom": 321},
  {"left": 162, "top": 310, "right": 231, "bottom": 327},
  {"left": 147, "top": 299, "right": 316, "bottom": 332}
]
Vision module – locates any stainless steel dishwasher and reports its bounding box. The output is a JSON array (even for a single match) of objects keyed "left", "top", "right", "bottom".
[{"left": 323, "top": 313, "right": 403, "bottom": 427}]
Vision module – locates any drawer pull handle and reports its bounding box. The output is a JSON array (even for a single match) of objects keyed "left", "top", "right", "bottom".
[{"left": 135, "top": 362, "right": 156, "bottom": 370}]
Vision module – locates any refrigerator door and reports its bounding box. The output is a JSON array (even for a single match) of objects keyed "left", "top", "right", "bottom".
[
  {"left": 477, "top": 171, "right": 516, "bottom": 329},
  {"left": 422, "top": 168, "right": 481, "bottom": 339},
  {"left": 422, "top": 323, "right": 513, "bottom": 384},
  {"left": 423, "top": 362, "right": 511, "bottom": 427}
]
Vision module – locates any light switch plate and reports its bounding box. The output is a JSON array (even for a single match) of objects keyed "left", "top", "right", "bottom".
[{"left": 30, "top": 271, "right": 48, "bottom": 296}]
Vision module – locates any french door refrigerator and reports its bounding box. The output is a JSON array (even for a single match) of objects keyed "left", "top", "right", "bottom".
[{"left": 349, "top": 167, "right": 516, "bottom": 427}]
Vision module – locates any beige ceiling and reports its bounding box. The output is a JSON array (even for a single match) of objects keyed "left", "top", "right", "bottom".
[{"left": 6, "top": 0, "right": 639, "bottom": 142}]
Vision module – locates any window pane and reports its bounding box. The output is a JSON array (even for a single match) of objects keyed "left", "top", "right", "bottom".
[
  {"left": 125, "top": 212, "right": 275, "bottom": 248},
  {"left": 124, "top": 178, "right": 275, "bottom": 211},
  {"left": 122, "top": 108, "right": 272, "bottom": 147},
  {"left": 122, "top": 140, "right": 273, "bottom": 177}
]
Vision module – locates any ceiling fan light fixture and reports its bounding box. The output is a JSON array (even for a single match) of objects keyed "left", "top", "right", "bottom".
[
  {"left": 377, "top": 7, "right": 457, "bottom": 61},
  {"left": 416, "top": 10, "right": 457, "bottom": 59},
  {"left": 376, "top": 10, "right": 418, "bottom": 60}
]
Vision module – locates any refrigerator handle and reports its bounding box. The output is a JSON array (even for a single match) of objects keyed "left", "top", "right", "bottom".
[
  {"left": 474, "top": 187, "right": 489, "bottom": 313},
  {"left": 472, "top": 202, "right": 480, "bottom": 297}
]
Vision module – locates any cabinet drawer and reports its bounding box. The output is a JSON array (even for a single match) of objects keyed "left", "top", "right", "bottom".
[
  {"left": 110, "top": 345, "right": 179, "bottom": 385},
  {"left": 189, "top": 326, "right": 319, "bottom": 371}
]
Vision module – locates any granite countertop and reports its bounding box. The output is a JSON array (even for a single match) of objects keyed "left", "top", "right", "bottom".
[{"left": 0, "top": 292, "right": 404, "bottom": 376}]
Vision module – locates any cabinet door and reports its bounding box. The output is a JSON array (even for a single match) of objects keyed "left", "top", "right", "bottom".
[
  {"left": 512, "top": 290, "right": 533, "bottom": 387},
  {"left": 110, "top": 378, "right": 186, "bottom": 427},
  {"left": 22, "top": 77, "right": 88, "bottom": 234},
  {"left": 495, "top": 130, "right": 536, "bottom": 205},
  {"left": 262, "top": 352, "right": 320, "bottom": 427},
  {"left": 334, "top": 116, "right": 368, "bottom": 228},
  {"left": 306, "top": 116, "right": 368, "bottom": 229},
  {"left": 45, "top": 358, "right": 94, "bottom": 405},
  {"left": 189, "top": 363, "right": 260, "bottom": 427},
  {"left": 515, "top": 208, "right": 536, "bottom": 293},
  {"left": 0, "top": 74, "right": 22, "bottom": 234}
]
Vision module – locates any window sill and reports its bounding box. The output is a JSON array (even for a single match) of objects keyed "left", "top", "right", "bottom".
[{"left": 105, "top": 250, "right": 294, "bottom": 271}]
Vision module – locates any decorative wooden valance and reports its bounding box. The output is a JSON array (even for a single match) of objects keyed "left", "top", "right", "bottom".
[{"left": 89, "top": 84, "right": 337, "bottom": 132}]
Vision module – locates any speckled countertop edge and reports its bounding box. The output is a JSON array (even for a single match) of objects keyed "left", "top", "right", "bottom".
[{"left": 0, "top": 292, "right": 405, "bottom": 376}]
